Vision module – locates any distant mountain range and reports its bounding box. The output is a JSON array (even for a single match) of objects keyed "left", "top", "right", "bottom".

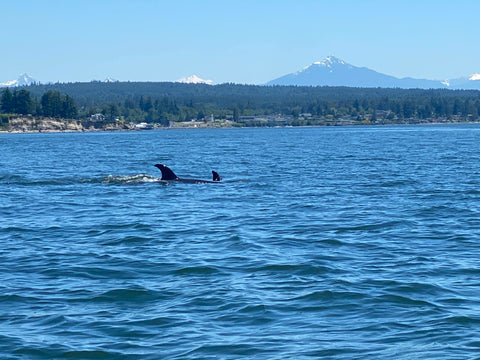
[
  {"left": 0, "top": 74, "right": 119, "bottom": 87},
  {"left": 0, "top": 73, "right": 213, "bottom": 87},
  {"left": 104, "top": 77, "right": 118, "bottom": 83},
  {"left": 2, "top": 59, "right": 480, "bottom": 90},
  {"left": 176, "top": 74, "right": 213, "bottom": 85},
  {"left": 0, "top": 73, "right": 37, "bottom": 87},
  {"left": 266, "top": 56, "right": 480, "bottom": 90}
]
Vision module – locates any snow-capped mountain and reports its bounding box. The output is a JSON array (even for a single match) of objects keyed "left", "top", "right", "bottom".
[
  {"left": 267, "top": 56, "right": 480, "bottom": 90},
  {"left": 176, "top": 74, "right": 213, "bottom": 85},
  {"left": 0, "top": 73, "right": 37, "bottom": 87},
  {"left": 442, "top": 73, "right": 480, "bottom": 90}
]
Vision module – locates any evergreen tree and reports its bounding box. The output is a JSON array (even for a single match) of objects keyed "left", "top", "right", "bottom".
[
  {"left": 62, "top": 95, "right": 78, "bottom": 118},
  {"left": 106, "top": 103, "right": 118, "bottom": 120},
  {"left": 41, "top": 90, "right": 62, "bottom": 117},
  {"left": 0, "top": 88, "right": 14, "bottom": 113},
  {"left": 233, "top": 106, "right": 239, "bottom": 122},
  {"left": 453, "top": 99, "right": 461, "bottom": 115},
  {"left": 13, "top": 89, "right": 34, "bottom": 115}
]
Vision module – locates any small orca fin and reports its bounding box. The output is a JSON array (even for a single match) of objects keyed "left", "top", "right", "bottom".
[
  {"left": 154, "top": 164, "right": 179, "bottom": 181},
  {"left": 212, "top": 170, "right": 222, "bottom": 182}
]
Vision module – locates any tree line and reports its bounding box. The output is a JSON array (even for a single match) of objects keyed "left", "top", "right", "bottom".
[
  {"left": 0, "top": 88, "right": 77, "bottom": 118},
  {"left": 2, "top": 82, "right": 480, "bottom": 126}
]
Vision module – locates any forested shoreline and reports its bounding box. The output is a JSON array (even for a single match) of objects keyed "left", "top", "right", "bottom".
[{"left": 2, "top": 81, "right": 480, "bottom": 131}]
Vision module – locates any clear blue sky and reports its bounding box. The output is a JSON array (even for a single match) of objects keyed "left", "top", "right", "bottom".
[{"left": 1, "top": 0, "right": 479, "bottom": 84}]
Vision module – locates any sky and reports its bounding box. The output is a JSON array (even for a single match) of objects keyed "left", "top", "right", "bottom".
[{"left": 1, "top": 0, "right": 479, "bottom": 84}]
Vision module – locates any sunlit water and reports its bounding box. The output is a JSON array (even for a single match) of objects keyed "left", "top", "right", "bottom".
[{"left": 1, "top": 125, "right": 480, "bottom": 359}]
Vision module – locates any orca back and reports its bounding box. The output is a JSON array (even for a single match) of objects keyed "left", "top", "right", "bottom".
[
  {"left": 154, "top": 164, "right": 178, "bottom": 181},
  {"left": 212, "top": 171, "right": 222, "bottom": 182},
  {"left": 155, "top": 164, "right": 222, "bottom": 183}
]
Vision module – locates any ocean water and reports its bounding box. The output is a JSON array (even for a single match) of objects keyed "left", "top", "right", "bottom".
[{"left": 1, "top": 125, "right": 480, "bottom": 359}]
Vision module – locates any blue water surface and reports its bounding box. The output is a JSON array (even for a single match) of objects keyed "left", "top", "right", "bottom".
[{"left": 1, "top": 125, "right": 480, "bottom": 359}]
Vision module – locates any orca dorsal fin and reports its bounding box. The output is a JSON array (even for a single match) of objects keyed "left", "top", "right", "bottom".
[
  {"left": 212, "top": 170, "right": 222, "bottom": 182},
  {"left": 155, "top": 164, "right": 179, "bottom": 180}
]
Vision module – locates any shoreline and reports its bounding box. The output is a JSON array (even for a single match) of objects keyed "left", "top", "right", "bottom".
[{"left": 0, "top": 115, "right": 477, "bottom": 134}]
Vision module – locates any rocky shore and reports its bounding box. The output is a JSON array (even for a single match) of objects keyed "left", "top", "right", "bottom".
[
  {"left": 0, "top": 115, "right": 133, "bottom": 133},
  {"left": 0, "top": 116, "right": 238, "bottom": 133},
  {"left": 0, "top": 115, "right": 475, "bottom": 134},
  {"left": 2, "top": 116, "right": 83, "bottom": 133}
]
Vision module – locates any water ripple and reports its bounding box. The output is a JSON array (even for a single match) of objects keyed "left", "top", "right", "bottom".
[{"left": 2, "top": 126, "right": 480, "bottom": 358}]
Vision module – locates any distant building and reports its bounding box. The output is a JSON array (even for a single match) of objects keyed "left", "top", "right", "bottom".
[
  {"left": 299, "top": 113, "right": 313, "bottom": 119},
  {"left": 135, "top": 122, "right": 153, "bottom": 130},
  {"left": 90, "top": 113, "right": 105, "bottom": 121},
  {"left": 237, "top": 115, "right": 293, "bottom": 123}
]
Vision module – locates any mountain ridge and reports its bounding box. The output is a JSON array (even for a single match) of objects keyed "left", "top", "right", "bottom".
[
  {"left": 0, "top": 73, "right": 37, "bottom": 87},
  {"left": 2, "top": 58, "right": 480, "bottom": 89},
  {"left": 176, "top": 74, "right": 213, "bottom": 85},
  {"left": 266, "top": 56, "right": 480, "bottom": 89}
]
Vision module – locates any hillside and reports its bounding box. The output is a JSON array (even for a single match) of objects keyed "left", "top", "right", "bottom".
[
  {"left": 267, "top": 56, "right": 480, "bottom": 89},
  {"left": 1, "top": 82, "right": 480, "bottom": 129}
]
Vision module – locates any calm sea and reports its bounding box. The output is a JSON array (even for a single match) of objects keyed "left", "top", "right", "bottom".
[{"left": 1, "top": 125, "right": 480, "bottom": 359}]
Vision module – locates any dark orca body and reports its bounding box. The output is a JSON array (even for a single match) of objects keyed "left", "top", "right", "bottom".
[{"left": 154, "top": 164, "right": 222, "bottom": 183}]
